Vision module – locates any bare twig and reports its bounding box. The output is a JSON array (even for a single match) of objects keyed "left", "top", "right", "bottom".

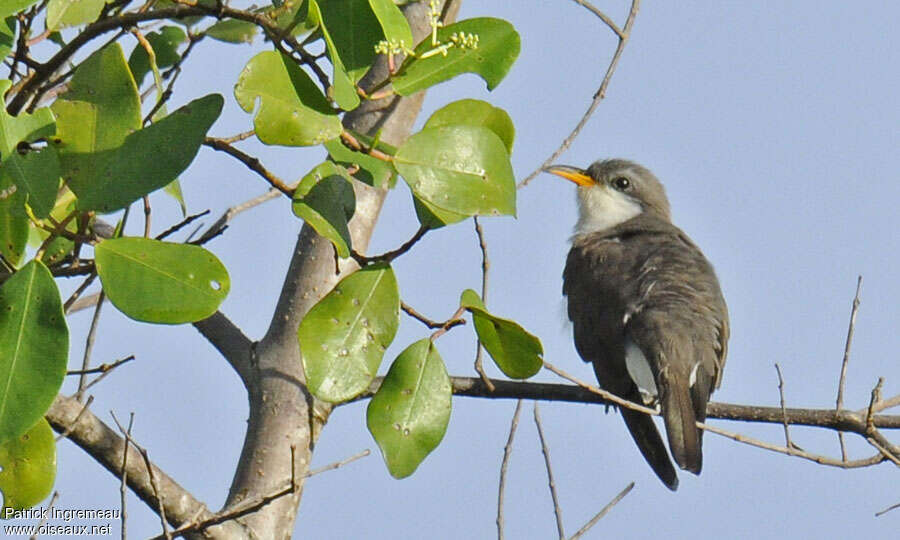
[
  {"left": 155, "top": 210, "right": 210, "bottom": 241},
  {"left": 203, "top": 137, "right": 294, "bottom": 196},
  {"left": 352, "top": 225, "right": 429, "bottom": 265},
  {"left": 67, "top": 355, "right": 135, "bottom": 376},
  {"left": 64, "top": 273, "right": 98, "bottom": 314},
  {"left": 430, "top": 306, "right": 467, "bottom": 341},
  {"left": 76, "top": 291, "right": 105, "bottom": 402},
  {"left": 569, "top": 0, "right": 623, "bottom": 38},
  {"left": 836, "top": 276, "right": 862, "bottom": 460},
  {"left": 568, "top": 482, "right": 634, "bottom": 540},
  {"left": 866, "top": 437, "right": 900, "bottom": 467},
  {"left": 29, "top": 491, "right": 59, "bottom": 540},
  {"left": 141, "top": 447, "right": 172, "bottom": 539},
  {"left": 534, "top": 402, "right": 565, "bottom": 539},
  {"left": 401, "top": 301, "right": 466, "bottom": 330},
  {"left": 876, "top": 501, "right": 900, "bottom": 517},
  {"left": 699, "top": 422, "right": 886, "bottom": 469},
  {"left": 473, "top": 217, "right": 495, "bottom": 391},
  {"left": 542, "top": 360, "right": 658, "bottom": 415},
  {"left": 113, "top": 412, "right": 135, "bottom": 540},
  {"left": 519, "top": 0, "right": 641, "bottom": 187},
  {"left": 497, "top": 400, "right": 523, "bottom": 540},
  {"left": 306, "top": 448, "right": 371, "bottom": 477},
  {"left": 146, "top": 445, "right": 371, "bottom": 540},
  {"left": 774, "top": 363, "right": 794, "bottom": 451},
  {"left": 193, "top": 185, "right": 290, "bottom": 245}
]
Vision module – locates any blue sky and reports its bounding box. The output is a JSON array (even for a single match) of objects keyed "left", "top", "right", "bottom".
[{"left": 45, "top": 1, "right": 900, "bottom": 538}]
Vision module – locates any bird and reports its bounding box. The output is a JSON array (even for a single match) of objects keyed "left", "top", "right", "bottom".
[{"left": 545, "top": 159, "right": 729, "bottom": 490}]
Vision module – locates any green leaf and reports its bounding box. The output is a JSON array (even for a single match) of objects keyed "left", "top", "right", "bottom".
[
  {"left": 0, "top": 79, "right": 55, "bottom": 159},
  {"left": 163, "top": 179, "right": 187, "bottom": 216},
  {"left": 367, "top": 339, "right": 451, "bottom": 478},
  {"left": 0, "top": 17, "right": 15, "bottom": 61},
  {"left": 0, "top": 260, "right": 67, "bottom": 443},
  {"left": 0, "top": 176, "right": 27, "bottom": 266},
  {"left": 95, "top": 237, "right": 230, "bottom": 324},
  {"left": 324, "top": 139, "right": 395, "bottom": 189},
  {"left": 68, "top": 94, "right": 223, "bottom": 212},
  {"left": 292, "top": 162, "right": 356, "bottom": 258},
  {"left": 368, "top": 0, "right": 412, "bottom": 49},
  {"left": 394, "top": 125, "right": 516, "bottom": 218},
  {"left": 393, "top": 17, "right": 520, "bottom": 96},
  {"left": 52, "top": 43, "right": 141, "bottom": 203},
  {"left": 460, "top": 289, "right": 542, "bottom": 379},
  {"left": 0, "top": 418, "right": 56, "bottom": 514},
  {"left": 206, "top": 18, "right": 258, "bottom": 44},
  {"left": 316, "top": 0, "right": 382, "bottom": 82},
  {"left": 46, "top": 0, "right": 104, "bottom": 30},
  {"left": 299, "top": 264, "right": 399, "bottom": 402},
  {"left": 128, "top": 26, "right": 187, "bottom": 86},
  {"left": 3, "top": 146, "right": 60, "bottom": 218},
  {"left": 411, "top": 194, "right": 467, "bottom": 230},
  {"left": 0, "top": 1, "right": 39, "bottom": 19},
  {"left": 235, "top": 50, "right": 343, "bottom": 146},
  {"left": 307, "top": 0, "right": 360, "bottom": 111},
  {"left": 424, "top": 99, "right": 514, "bottom": 154}
]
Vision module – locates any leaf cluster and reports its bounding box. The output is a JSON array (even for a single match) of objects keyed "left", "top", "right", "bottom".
[{"left": 0, "top": 0, "right": 533, "bottom": 507}]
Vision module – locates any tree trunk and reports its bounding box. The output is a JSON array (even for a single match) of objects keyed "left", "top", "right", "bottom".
[{"left": 221, "top": 3, "right": 461, "bottom": 537}]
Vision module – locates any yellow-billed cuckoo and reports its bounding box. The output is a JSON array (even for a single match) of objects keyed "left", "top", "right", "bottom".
[{"left": 545, "top": 159, "right": 729, "bottom": 490}]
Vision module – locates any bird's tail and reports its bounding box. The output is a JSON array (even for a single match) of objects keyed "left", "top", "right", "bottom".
[
  {"left": 659, "top": 370, "right": 703, "bottom": 474},
  {"left": 620, "top": 406, "right": 679, "bottom": 490}
]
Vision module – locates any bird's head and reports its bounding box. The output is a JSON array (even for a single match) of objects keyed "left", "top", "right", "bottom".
[{"left": 545, "top": 159, "right": 671, "bottom": 235}]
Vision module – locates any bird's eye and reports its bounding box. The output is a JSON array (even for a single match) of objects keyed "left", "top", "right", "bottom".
[{"left": 612, "top": 177, "right": 630, "bottom": 190}]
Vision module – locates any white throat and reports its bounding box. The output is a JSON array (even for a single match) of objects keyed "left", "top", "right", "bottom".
[{"left": 574, "top": 185, "right": 642, "bottom": 236}]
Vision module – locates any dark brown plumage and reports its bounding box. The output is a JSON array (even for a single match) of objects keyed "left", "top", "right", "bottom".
[{"left": 548, "top": 159, "right": 729, "bottom": 490}]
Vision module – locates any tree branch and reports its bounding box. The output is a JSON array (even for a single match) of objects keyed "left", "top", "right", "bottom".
[
  {"left": 192, "top": 311, "right": 254, "bottom": 385},
  {"left": 348, "top": 375, "right": 900, "bottom": 433},
  {"left": 45, "top": 394, "right": 246, "bottom": 538}
]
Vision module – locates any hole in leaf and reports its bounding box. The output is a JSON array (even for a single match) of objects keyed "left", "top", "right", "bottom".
[{"left": 210, "top": 280, "right": 221, "bottom": 291}]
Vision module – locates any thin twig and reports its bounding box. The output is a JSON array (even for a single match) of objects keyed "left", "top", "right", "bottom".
[
  {"left": 774, "top": 363, "right": 794, "bottom": 451},
  {"left": 867, "top": 377, "right": 885, "bottom": 431},
  {"left": 542, "top": 359, "right": 658, "bottom": 416},
  {"left": 568, "top": 482, "right": 634, "bottom": 540},
  {"left": 401, "top": 301, "right": 466, "bottom": 330},
  {"left": 55, "top": 395, "right": 95, "bottom": 442},
  {"left": 142, "top": 196, "right": 152, "bottom": 237},
  {"left": 306, "top": 448, "right": 371, "bottom": 477},
  {"left": 155, "top": 210, "right": 211, "bottom": 241},
  {"left": 569, "top": 0, "right": 623, "bottom": 38},
  {"left": 76, "top": 291, "right": 105, "bottom": 401},
  {"left": 352, "top": 225, "right": 429, "bottom": 265},
  {"left": 68, "top": 355, "right": 135, "bottom": 376},
  {"left": 876, "top": 501, "right": 900, "bottom": 517},
  {"left": 473, "top": 217, "right": 495, "bottom": 391},
  {"left": 29, "top": 491, "right": 59, "bottom": 540},
  {"left": 140, "top": 447, "right": 172, "bottom": 539},
  {"left": 64, "top": 273, "right": 98, "bottom": 314},
  {"left": 203, "top": 137, "right": 294, "bottom": 196},
  {"left": 497, "top": 400, "right": 523, "bottom": 540},
  {"left": 430, "top": 306, "right": 467, "bottom": 341},
  {"left": 699, "top": 422, "right": 886, "bottom": 469},
  {"left": 534, "top": 402, "right": 565, "bottom": 539},
  {"left": 836, "top": 276, "right": 862, "bottom": 460},
  {"left": 113, "top": 412, "right": 135, "bottom": 540},
  {"left": 193, "top": 185, "right": 295, "bottom": 245},
  {"left": 866, "top": 437, "right": 900, "bottom": 467},
  {"left": 519, "top": 0, "right": 641, "bottom": 187}
]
